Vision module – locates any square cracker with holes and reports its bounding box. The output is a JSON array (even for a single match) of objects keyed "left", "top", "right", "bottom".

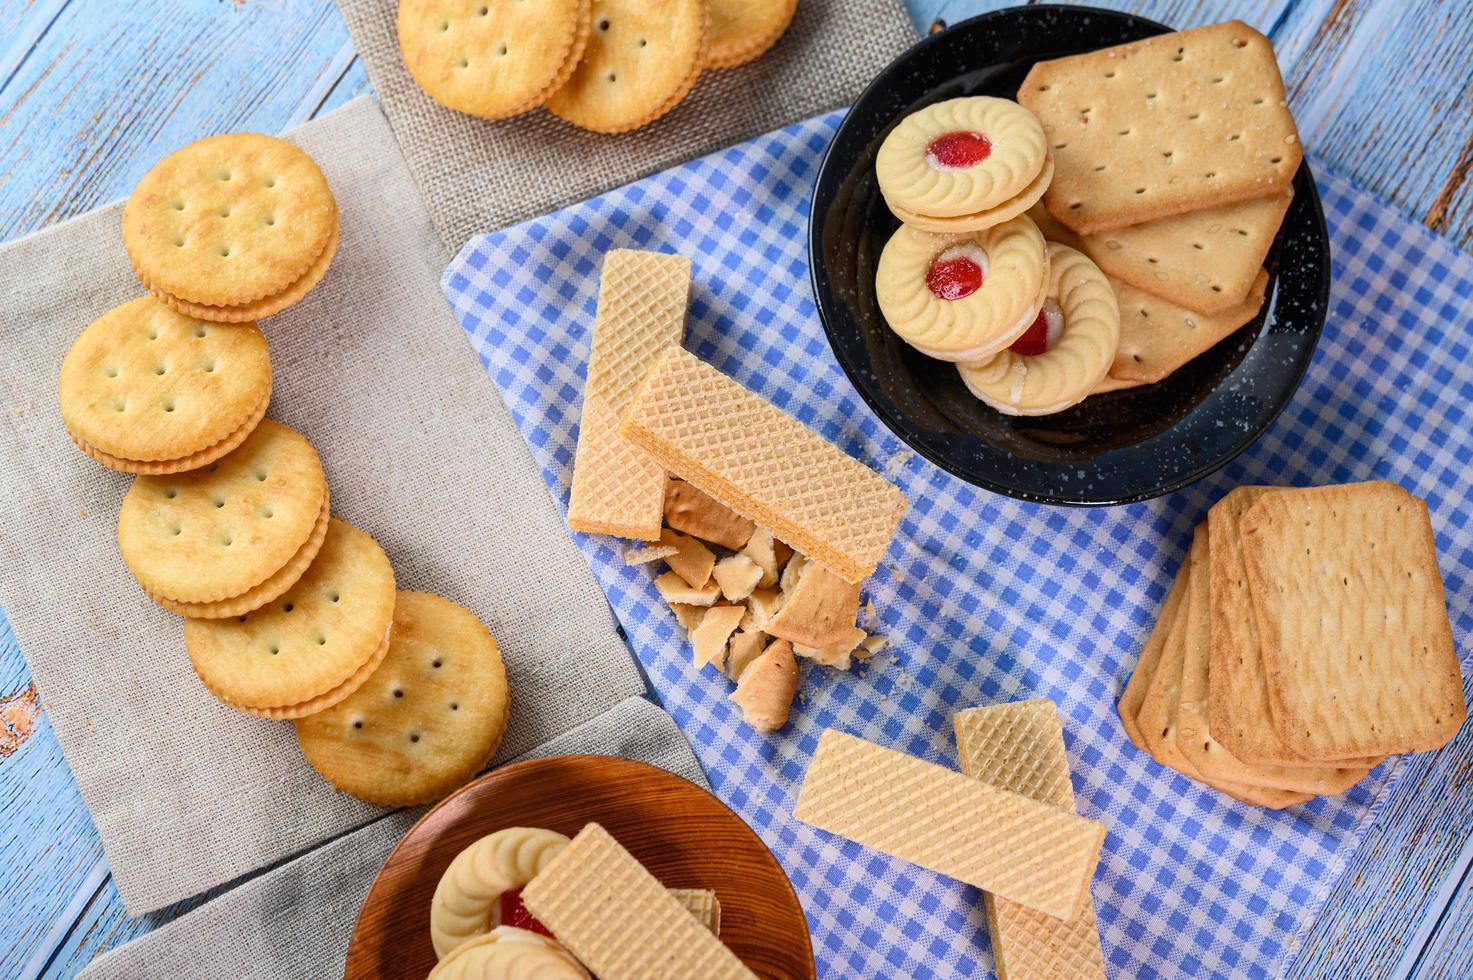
[
  {"left": 1020, "top": 21, "right": 1301, "bottom": 236},
  {"left": 1241, "top": 482, "right": 1465, "bottom": 759}
]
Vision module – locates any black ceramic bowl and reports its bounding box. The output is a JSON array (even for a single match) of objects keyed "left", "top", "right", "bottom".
[{"left": 808, "top": 6, "right": 1330, "bottom": 506}]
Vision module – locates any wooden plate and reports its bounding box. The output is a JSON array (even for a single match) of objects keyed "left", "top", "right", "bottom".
[{"left": 345, "top": 754, "right": 815, "bottom": 979}]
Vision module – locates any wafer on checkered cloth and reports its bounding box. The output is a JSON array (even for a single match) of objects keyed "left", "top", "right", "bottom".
[
  {"left": 795, "top": 729, "right": 1104, "bottom": 920},
  {"left": 521, "top": 823, "right": 754, "bottom": 979},
  {"left": 619, "top": 346, "right": 906, "bottom": 583},
  {"left": 955, "top": 701, "right": 1105, "bottom": 980},
  {"left": 568, "top": 250, "right": 691, "bottom": 539}
]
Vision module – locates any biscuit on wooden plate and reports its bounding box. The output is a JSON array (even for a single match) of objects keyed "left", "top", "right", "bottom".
[
  {"left": 59, "top": 297, "right": 271, "bottom": 474},
  {"left": 183, "top": 518, "right": 394, "bottom": 718},
  {"left": 123, "top": 133, "right": 338, "bottom": 320},
  {"left": 116, "top": 419, "right": 328, "bottom": 610},
  {"left": 547, "top": 0, "right": 708, "bottom": 133},
  {"left": 295, "top": 590, "right": 510, "bottom": 806}
]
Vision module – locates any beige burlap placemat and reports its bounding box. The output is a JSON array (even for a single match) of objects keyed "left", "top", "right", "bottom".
[
  {"left": 77, "top": 696, "right": 704, "bottom": 979},
  {"left": 0, "top": 96, "right": 645, "bottom": 914},
  {"left": 336, "top": 0, "right": 917, "bottom": 249}
]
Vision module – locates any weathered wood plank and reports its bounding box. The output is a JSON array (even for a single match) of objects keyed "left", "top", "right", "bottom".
[{"left": 1410, "top": 833, "right": 1473, "bottom": 980}]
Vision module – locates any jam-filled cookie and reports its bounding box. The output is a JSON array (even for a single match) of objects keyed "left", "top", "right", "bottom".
[
  {"left": 874, "top": 214, "right": 1049, "bottom": 363},
  {"left": 958, "top": 243, "right": 1120, "bottom": 415},
  {"left": 876, "top": 97, "right": 1049, "bottom": 227}
]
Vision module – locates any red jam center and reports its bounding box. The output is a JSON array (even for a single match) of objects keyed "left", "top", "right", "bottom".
[
  {"left": 926, "top": 131, "right": 992, "bottom": 169},
  {"left": 926, "top": 256, "right": 983, "bottom": 301},
  {"left": 500, "top": 887, "right": 553, "bottom": 937},
  {"left": 1010, "top": 308, "right": 1052, "bottom": 357}
]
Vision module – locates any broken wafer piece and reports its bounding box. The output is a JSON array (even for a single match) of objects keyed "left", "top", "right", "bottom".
[
  {"left": 954, "top": 700, "right": 1106, "bottom": 980},
  {"left": 795, "top": 729, "right": 1105, "bottom": 920},
  {"left": 1241, "top": 482, "right": 1465, "bottom": 758},
  {"left": 521, "top": 823, "right": 756, "bottom": 980},
  {"left": 669, "top": 888, "right": 722, "bottom": 935},
  {"left": 665, "top": 479, "right": 755, "bottom": 550},
  {"left": 621, "top": 347, "right": 906, "bottom": 584},
  {"left": 625, "top": 544, "right": 679, "bottom": 566},
  {"left": 730, "top": 639, "right": 799, "bottom": 731},
  {"left": 766, "top": 554, "right": 863, "bottom": 649},
  {"left": 568, "top": 250, "right": 691, "bottom": 541}
]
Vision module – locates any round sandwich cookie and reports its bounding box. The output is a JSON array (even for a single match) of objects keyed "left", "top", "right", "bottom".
[
  {"left": 431, "top": 827, "right": 571, "bottom": 959},
  {"left": 885, "top": 154, "right": 1054, "bottom": 234},
  {"left": 295, "top": 590, "right": 511, "bottom": 806},
  {"left": 59, "top": 297, "right": 271, "bottom": 474},
  {"left": 428, "top": 928, "right": 589, "bottom": 980},
  {"left": 122, "top": 133, "right": 338, "bottom": 321},
  {"left": 184, "top": 518, "right": 395, "bottom": 718},
  {"left": 546, "top": 0, "right": 707, "bottom": 134},
  {"left": 959, "top": 243, "right": 1120, "bottom": 416},
  {"left": 875, "top": 214, "right": 1049, "bottom": 363},
  {"left": 705, "top": 0, "right": 796, "bottom": 70},
  {"left": 876, "top": 97, "right": 1048, "bottom": 221},
  {"left": 116, "top": 419, "right": 328, "bottom": 612},
  {"left": 398, "top": 0, "right": 591, "bottom": 119}
]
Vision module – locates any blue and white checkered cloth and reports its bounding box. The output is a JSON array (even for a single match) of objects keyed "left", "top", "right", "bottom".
[{"left": 443, "top": 111, "right": 1473, "bottom": 979}]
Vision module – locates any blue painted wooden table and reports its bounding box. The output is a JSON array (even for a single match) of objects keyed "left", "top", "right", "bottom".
[{"left": 2, "top": 2, "right": 1470, "bottom": 976}]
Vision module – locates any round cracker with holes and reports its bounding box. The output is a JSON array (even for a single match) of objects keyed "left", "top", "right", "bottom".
[
  {"left": 184, "top": 518, "right": 395, "bottom": 716},
  {"left": 122, "top": 133, "right": 337, "bottom": 308},
  {"left": 398, "top": 0, "right": 591, "bottom": 120},
  {"left": 59, "top": 297, "right": 271, "bottom": 470},
  {"left": 546, "top": 0, "right": 707, "bottom": 134},
  {"left": 117, "top": 419, "right": 328, "bottom": 606},
  {"left": 295, "top": 590, "right": 510, "bottom": 807},
  {"left": 706, "top": 0, "right": 795, "bottom": 69}
]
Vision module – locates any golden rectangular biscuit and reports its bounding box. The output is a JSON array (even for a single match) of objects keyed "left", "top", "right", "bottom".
[
  {"left": 1028, "top": 191, "right": 1290, "bottom": 315},
  {"left": 954, "top": 700, "right": 1105, "bottom": 980},
  {"left": 620, "top": 347, "right": 906, "bottom": 584},
  {"left": 1117, "top": 562, "right": 1190, "bottom": 751},
  {"left": 1241, "top": 482, "right": 1465, "bottom": 758},
  {"left": 567, "top": 250, "right": 690, "bottom": 540},
  {"left": 1021, "top": 21, "right": 1301, "bottom": 235},
  {"left": 521, "top": 823, "right": 755, "bottom": 980},
  {"left": 1100, "top": 271, "right": 1268, "bottom": 388},
  {"left": 794, "top": 729, "right": 1105, "bottom": 920},
  {"left": 1177, "top": 522, "right": 1371, "bottom": 795}
]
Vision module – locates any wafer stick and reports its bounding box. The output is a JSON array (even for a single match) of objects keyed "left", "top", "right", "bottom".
[
  {"left": 954, "top": 700, "right": 1105, "bottom": 980},
  {"left": 568, "top": 250, "right": 691, "bottom": 540},
  {"left": 795, "top": 729, "right": 1105, "bottom": 921},
  {"left": 620, "top": 347, "right": 906, "bottom": 583},
  {"left": 521, "top": 823, "right": 754, "bottom": 980}
]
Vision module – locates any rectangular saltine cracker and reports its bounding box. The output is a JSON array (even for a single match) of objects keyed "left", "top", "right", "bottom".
[
  {"left": 1117, "top": 561, "right": 1190, "bottom": 751},
  {"left": 1099, "top": 271, "right": 1267, "bottom": 389},
  {"left": 1020, "top": 21, "right": 1301, "bottom": 235},
  {"left": 521, "top": 823, "right": 754, "bottom": 980},
  {"left": 1241, "top": 481, "right": 1465, "bottom": 759},
  {"left": 620, "top": 346, "right": 907, "bottom": 583},
  {"left": 567, "top": 250, "right": 691, "bottom": 540},
  {"left": 794, "top": 729, "right": 1105, "bottom": 920},
  {"left": 1027, "top": 190, "right": 1290, "bottom": 315},
  {"left": 954, "top": 700, "right": 1106, "bottom": 980}
]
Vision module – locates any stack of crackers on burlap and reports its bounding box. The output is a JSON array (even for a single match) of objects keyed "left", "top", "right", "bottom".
[
  {"left": 794, "top": 702, "right": 1109, "bottom": 979},
  {"left": 1119, "top": 482, "right": 1465, "bottom": 808},
  {"left": 58, "top": 133, "right": 510, "bottom": 808},
  {"left": 1020, "top": 21, "right": 1300, "bottom": 394},
  {"left": 566, "top": 249, "right": 906, "bottom": 732},
  {"left": 428, "top": 823, "right": 748, "bottom": 979},
  {"left": 397, "top": 0, "right": 797, "bottom": 132}
]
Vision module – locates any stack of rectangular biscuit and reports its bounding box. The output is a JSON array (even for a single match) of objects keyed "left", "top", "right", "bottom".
[
  {"left": 1020, "top": 21, "right": 1301, "bottom": 392},
  {"left": 1118, "top": 481, "right": 1465, "bottom": 807}
]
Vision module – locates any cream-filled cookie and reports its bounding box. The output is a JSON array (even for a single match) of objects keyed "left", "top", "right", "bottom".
[
  {"left": 959, "top": 243, "right": 1119, "bottom": 415},
  {"left": 431, "top": 828, "right": 571, "bottom": 959},
  {"left": 874, "top": 215, "right": 1049, "bottom": 363}
]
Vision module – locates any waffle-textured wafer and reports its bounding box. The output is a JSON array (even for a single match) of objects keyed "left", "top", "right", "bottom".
[
  {"left": 795, "top": 729, "right": 1105, "bottom": 920},
  {"left": 954, "top": 700, "right": 1105, "bottom": 980},
  {"left": 1242, "top": 482, "right": 1465, "bottom": 758},
  {"left": 620, "top": 347, "right": 906, "bottom": 584},
  {"left": 1177, "top": 524, "right": 1371, "bottom": 795},
  {"left": 431, "top": 827, "right": 571, "bottom": 959},
  {"left": 568, "top": 250, "right": 691, "bottom": 540},
  {"left": 705, "top": 0, "right": 795, "bottom": 69},
  {"left": 547, "top": 0, "right": 708, "bottom": 134},
  {"left": 1117, "top": 559, "right": 1189, "bottom": 751},
  {"left": 669, "top": 888, "right": 722, "bottom": 935},
  {"left": 428, "top": 927, "right": 590, "bottom": 980},
  {"left": 1021, "top": 21, "right": 1300, "bottom": 235},
  {"left": 398, "top": 0, "right": 591, "bottom": 120},
  {"left": 521, "top": 823, "right": 756, "bottom": 980}
]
